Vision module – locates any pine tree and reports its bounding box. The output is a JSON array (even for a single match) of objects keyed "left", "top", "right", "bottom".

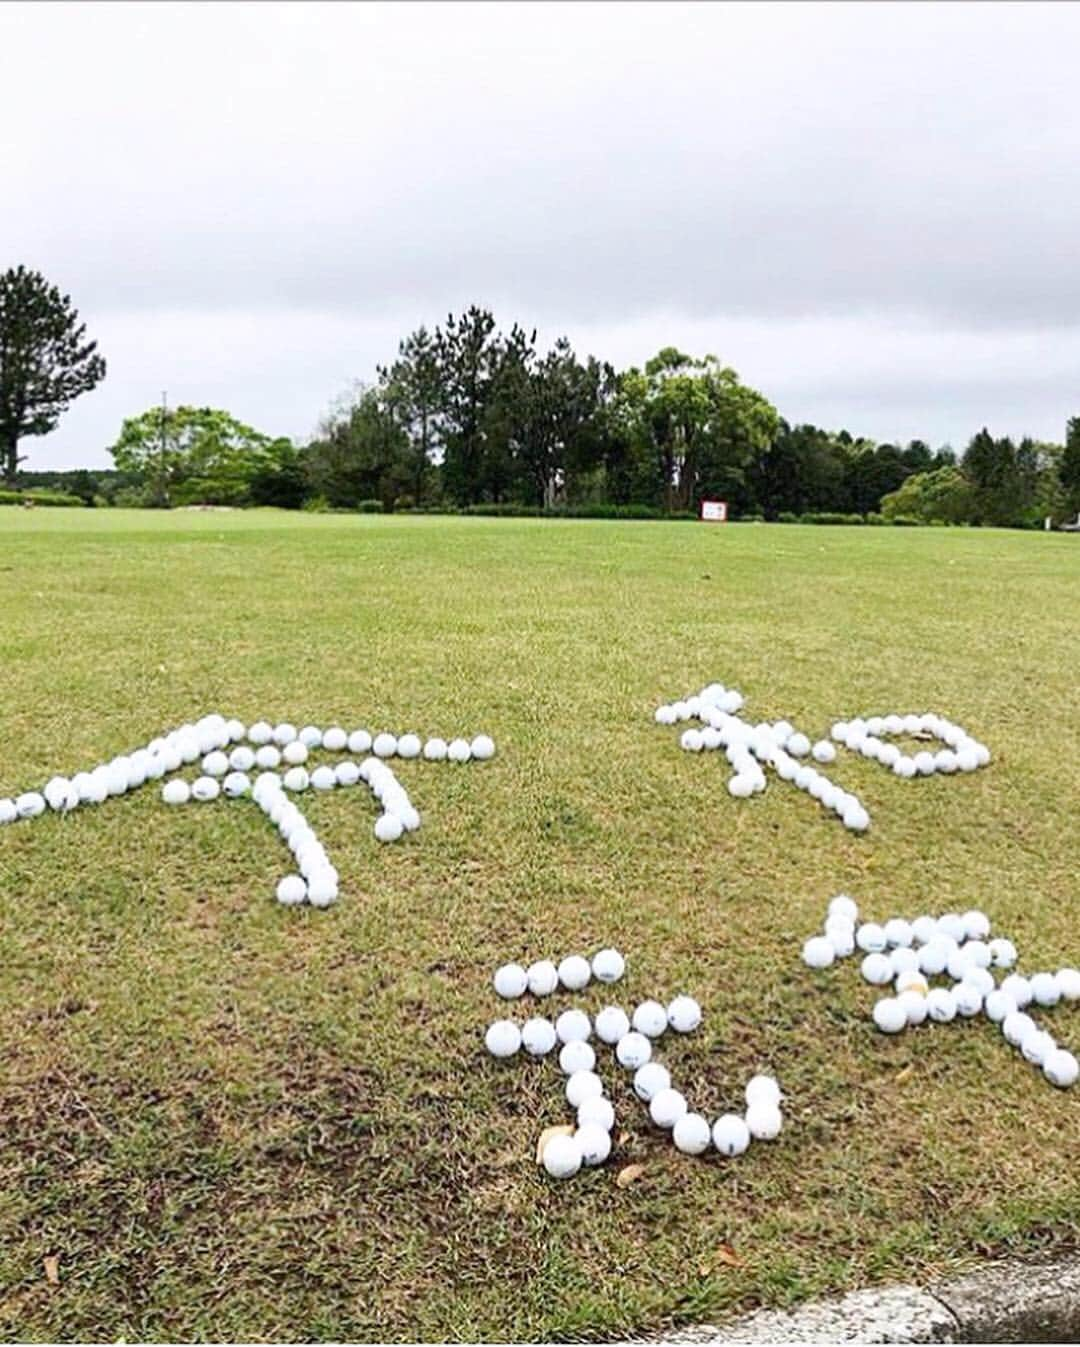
[{"left": 0, "top": 266, "right": 106, "bottom": 484}]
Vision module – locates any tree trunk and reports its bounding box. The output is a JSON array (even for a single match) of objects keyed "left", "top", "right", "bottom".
[{"left": 3, "top": 431, "right": 18, "bottom": 487}]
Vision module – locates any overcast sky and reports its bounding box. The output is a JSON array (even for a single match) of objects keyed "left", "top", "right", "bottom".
[{"left": 4, "top": 1, "right": 1080, "bottom": 469}]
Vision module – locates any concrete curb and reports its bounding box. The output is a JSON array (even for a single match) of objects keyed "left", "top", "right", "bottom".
[{"left": 624, "top": 1253, "right": 1080, "bottom": 1343}]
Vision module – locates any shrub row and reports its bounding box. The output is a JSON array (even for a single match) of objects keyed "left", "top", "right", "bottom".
[{"left": 0, "top": 488, "right": 85, "bottom": 507}]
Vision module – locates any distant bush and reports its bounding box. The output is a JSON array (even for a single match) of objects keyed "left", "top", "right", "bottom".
[
  {"left": 302, "top": 495, "right": 331, "bottom": 513},
  {"left": 799, "top": 511, "right": 866, "bottom": 525},
  {"left": 357, "top": 499, "right": 384, "bottom": 513},
  {"left": 0, "top": 488, "right": 85, "bottom": 507},
  {"left": 888, "top": 514, "right": 922, "bottom": 527},
  {"left": 776, "top": 511, "right": 800, "bottom": 524}
]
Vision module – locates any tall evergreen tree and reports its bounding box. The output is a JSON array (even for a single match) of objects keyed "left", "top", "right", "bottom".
[
  {"left": 1062, "top": 417, "right": 1080, "bottom": 517},
  {"left": 0, "top": 266, "right": 106, "bottom": 484}
]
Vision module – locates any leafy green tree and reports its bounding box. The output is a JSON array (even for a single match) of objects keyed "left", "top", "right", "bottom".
[
  {"left": 305, "top": 385, "right": 411, "bottom": 510},
  {"left": 881, "top": 466, "right": 975, "bottom": 522},
  {"left": 1062, "top": 417, "right": 1080, "bottom": 517},
  {"left": 0, "top": 265, "right": 106, "bottom": 484},
  {"left": 108, "top": 405, "right": 286, "bottom": 506},
  {"left": 750, "top": 421, "right": 847, "bottom": 517},
  {"left": 618, "top": 349, "right": 779, "bottom": 512},
  {"left": 249, "top": 438, "right": 308, "bottom": 509},
  {"left": 435, "top": 307, "right": 501, "bottom": 506}
]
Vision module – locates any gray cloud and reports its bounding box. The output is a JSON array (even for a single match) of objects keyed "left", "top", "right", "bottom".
[{"left": 2, "top": 1, "right": 1079, "bottom": 468}]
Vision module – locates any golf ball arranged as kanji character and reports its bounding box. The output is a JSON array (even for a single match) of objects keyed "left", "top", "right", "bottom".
[
  {"left": 494, "top": 963, "right": 528, "bottom": 999},
  {"left": 649, "top": 1088, "right": 687, "bottom": 1129},
  {"left": 615, "top": 1032, "right": 652, "bottom": 1069},
  {"left": 527, "top": 960, "right": 559, "bottom": 997},
  {"left": 542, "top": 1133, "right": 582, "bottom": 1179},
  {"left": 485, "top": 1020, "right": 521, "bottom": 1058},
  {"left": 591, "top": 948, "right": 625, "bottom": 983},
  {"left": 575, "top": 1123, "right": 612, "bottom": 1166},
  {"left": 712, "top": 1114, "right": 751, "bottom": 1157},
  {"left": 558, "top": 955, "right": 591, "bottom": 991},
  {"left": 594, "top": 1006, "right": 631, "bottom": 1044},
  {"left": 559, "top": 1040, "right": 595, "bottom": 1075},
  {"left": 673, "top": 1112, "right": 712, "bottom": 1155},
  {"left": 667, "top": 995, "right": 702, "bottom": 1033}
]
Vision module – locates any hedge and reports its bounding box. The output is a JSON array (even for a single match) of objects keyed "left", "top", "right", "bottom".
[{"left": 0, "top": 488, "right": 85, "bottom": 508}]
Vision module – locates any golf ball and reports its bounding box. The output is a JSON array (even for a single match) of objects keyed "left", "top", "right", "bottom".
[
  {"left": 673, "top": 1112, "right": 712, "bottom": 1155},
  {"left": 161, "top": 779, "right": 190, "bottom": 806},
  {"left": 335, "top": 761, "right": 361, "bottom": 787},
  {"left": 745, "top": 1075, "right": 781, "bottom": 1108},
  {"left": 398, "top": 733, "right": 422, "bottom": 759},
  {"left": 575, "top": 1122, "right": 612, "bottom": 1166},
  {"left": 447, "top": 738, "right": 471, "bottom": 763},
  {"left": 191, "top": 776, "right": 220, "bottom": 802},
  {"left": 283, "top": 767, "right": 310, "bottom": 793},
  {"left": 493, "top": 963, "right": 528, "bottom": 999},
  {"left": 558, "top": 955, "right": 591, "bottom": 992},
  {"left": 485, "top": 1020, "right": 521, "bottom": 1058},
  {"left": 667, "top": 995, "right": 702, "bottom": 1033},
  {"left": 897, "top": 990, "right": 928, "bottom": 1026},
  {"left": 953, "top": 982, "right": 983, "bottom": 1018},
  {"left": 374, "top": 813, "right": 404, "bottom": 843},
  {"left": 861, "top": 954, "right": 893, "bottom": 986},
  {"left": 320, "top": 726, "right": 346, "bottom": 752},
  {"left": 373, "top": 733, "right": 398, "bottom": 759},
  {"left": 558, "top": 1040, "right": 596, "bottom": 1075},
  {"left": 555, "top": 1009, "right": 592, "bottom": 1044},
  {"left": 632, "top": 1000, "right": 668, "bottom": 1038},
  {"left": 577, "top": 1096, "right": 615, "bottom": 1131},
  {"left": 594, "top": 1006, "right": 631, "bottom": 1044},
  {"left": 310, "top": 766, "right": 336, "bottom": 791},
  {"left": 1043, "top": 1049, "right": 1079, "bottom": 1089},
  {"left": 649, "top": 1088, "right": 687, "bottom": 1129},
  {"left": 347, "top": 729, "right": 372, "bottom": 755},
  {"left": 712, "top": 1114, "right": 751, "bottom": 1157},
  {"left": 856, "top": 923, "right": 887, "bottom": 954},
  {"left": 566, "top": 1070, "right": 604, "bottom": 1108},
  {"left": 988, "top": 938, "right": 1018, "bottom": 969},
  {"left": 541, "top": 1133, "right": 581, "bottom": 1179},
  {"left": 423, "top": 737, "right": 447, "bottom": 761},
  {"left": 745, "top": 1102, "right": 783, "bottom": 1140},
  {"left": 276, "top": 875, "right": 307, "bottom": 906},
  {"left": 633, "top": 1062, "right": 671, "bottom": 1102},
  {"left": 615, "top": 1031, "right": 651, "bottom": 1069},
  {"left": 255, "top": 745, "right": 282, "bottom": 770},
  {"left": 222, "top": 771, "right": 251, "bottom": 798},
  {"left": 1056, "top": 968, "right": 1080, "bottom": 1001},
  {"left": 925, "top": 988, "right": 957, "bottom": 1023},
  {"left": 298, "top": 725, "right": 323, "bottom": 749},
  {"left": 1030, "top": 973, "right": 1061, "bottom": 1008},
  {"left": 803, "top": 937, "right": 836, "bottom": 970},
  {"left": 1020, "top": 1029, "right": 1055, "bottom": 1066},
  {"left": 282, "top": 741, "right": 308, "bottom": 766},
  {"left": 1000, "top": 974, "right": 1033, "bottom": 1008},
  {"left": 873, "top": 997, "right": 907, "bottom": 1034},
  {"left": 591, "top": 948, "right": 625, "bottom": 984},
  {"left": 962, "top": 910, "right": 991, "bottom": 940},
  {"left": 526, "top": 960, "right": 559, "bottom": 997},
  {"left": 829, "top": 895, "right": 859, "bottom": 924},
  {"left": 883, "top": 918, "right": 914, "bottom": 948},
  {"left": 1002, "top": 1011, "right": 1035, "bottom": 1046},
  {"left": 811, "top": 740, "right": 836, "bottom": 764},
  {"left": 983, "top": 990, "right": 1017, "bottom": 1023}
]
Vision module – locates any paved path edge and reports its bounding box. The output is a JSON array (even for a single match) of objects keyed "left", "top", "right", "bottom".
[{"left": 615, "top": 1251, "right": 1080, "bottom": 1343}]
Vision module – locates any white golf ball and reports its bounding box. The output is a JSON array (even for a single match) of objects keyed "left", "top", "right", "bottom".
[
  {"left": 983, "top": 990, "right": 1017, "bottom": 1023},
  {"left": 803, "top": 937, "right": 836, "bottom": 970},
  {"left": 591, "top": 948, "right": 625, "bottom": 984},
  {"left": 334, "top": 761, "right": 361, "bottom": 787},
  {"left": 594, "top": 1006, "right": 631, "bottom": 1045},
  {"left": 374, "top": 813, "right": 404, "bottom": 843},
  {"left": 484, "top": 1020, "right": 521, "bottom": 1058},
  {"left": 268, "top": 723, "right": 294, "bottom": 747},
  {"left": 306, "top": 871, "right": 339, "bottom": 908},
  {"left": 1056, "top": 968, "right": 1080, "bottom": 1001},
  {"left": 826, "top": 924, "right": 856, "bottom": 958},
  {"left": 558, "top": 1040, "right": 595, "bottom": 1075},
  {"left": 615, "top": 1031, "right": 651, "bottom": 1069},
  {"left": 843, "top": 804, "right": 870, "bottom": 832},
  {"left": 925, "top": 988, "right": 957, "bottom": 1023},
  {"left": 680, "top": 728, "right": 703, "bottom": 753},
  {"left": 953, "top": 983, "right": 983, "bottom": 1017},
  {"left": 728, "top": 775, "right": 754, "bottom": 799},
  {"left": 470, "top": 734, "right": 496, "bottom": 761},
  {"left": 877, "top": 743, "right": 901, "bottom": 769},
  {"left": 811, "top": 740, "right": 836, "bottom": 764},
  {"left": 255, "top": 745, "right": 281, "bottom": 770},
  {"left": 1000, "top": 974, "right": 1033, "bottom": 1008},
  {"left": 1002, "top": 1011, "right": 1035, "bottom": 1046},
  {"left": 345, "top": 729, "right": 371, "bottom": 755},
  {"left": 516, "top": 1018, "right": 558, "bottom": 1062},
  {"left": 558, "top": 955, "right": 591, "bottom": 991},
  {"left": 712, "top": 1114, "right": 751, "bottom": 1157},
  {"left": 963, "top": 966, "right": 995, "bottom": 997},
  {"left": 526, "top": 960, "right": 559, "bottom": 997},
  {"left": 829, "top": 895, "right": 859, "bottom": 924},
  {"left": 397, "top": 733, "right": 422, "bottom": 759},
  {"left": 282, "top": 741, "right": 308, "bottom": 766},
  {"left": 555, "top": 1009, "right": 591, "bottom": 1044},
  {"left": 1030, "top": 973, "right": 1061, "bottom": 1007},
  {"left": 191, "top": 776, "right": 220, "bottom": 802},
  {"left": 423, "top": 737, "right": 448, "bottom": 761},
  {"left": 861, "top": 953, "right": 893, "bottom": 986},
  {"left": 896, "top": 969, "right": 930, "bottom": 996},
  {"left": 373, "top": 733, "right": 398, "bottom": 759},
  {"left": 649, "top": 1088, "right": 687, "bottom": 1129},
  {"left": 0, "top": 798, "right": 17, "bottom": 825},
  {"left": 873, "top": 997, "right": 907, "bottom": 1034},
  {"left": 745, "top": 1075, "right": 782, "bottom": 1108},
  {"left": 282, "top": 766, "right": 310, "bottom": 792},
  {"left": 988, "top": 938, "right": 1018, "bottom": 969},
  {"left": 228, "top": 745, "right": 256, "bottom": 772},
  {"left": 911, "top": 916, "right": 937, "bottom": 945},
  {"left": 309, "top": 766, "right": 335, "bottom": 791},
  {"left": 883, "top": 918, "right": 914, "bottom": 948},
  {"left": 161, "top": 779, "right": 190, "bottom": 806},
  {"left": 541, "top": 1133, "right": 581, "bottom": 1179},
  {"left": 1043, "top": 1049, "right": 1079, "bottom": 1089},
  {"left": 856, "top": 923, "right": 887, "bottom": 954},
  {"left": 787, "top": 732, "right": 811, "bottom": 758},
  {"left": 897, "top": 990, "right": 929, "bottom": 1026},
  {"left": 745, "top": 1102, "right": 783, "bottom": 1139},
  {"left": 893, "top": 756, "right": 917, "bottom": 779},
  {"left": 578, "top": 1096, "right": 615, "bottom": 1131},
  {"left": 633, "top": 1062, "right": 671, "bottom": 1102},
  {"left": 318, "top": 726, "right": 345, "bottom": 753},
  {"left": 919, "top": 940, "right": 951, "bottom": 976},
  {"left": 961, "top": 910, "right": 991, "bottom": 940},
  {"left": 667, "top": 995, "right": 702, "bottom": 1033},
  {"left": 276, "top": 875, "right": 307, "bottom": 906},
  {"left": 225, "top": 718, "right": 246, "bottom": 743},
  {"left": 493, "top": 963, "right": 528, "bottom": 999},
  {"left": 566, "top": 1070, "right": 604, "bottom": 1108},
  {"left": 447, "top": 738, "right": 471, "bottom": 763},
  {"left": 632, "top": 1000, "right": 668, "bottom": 1038},
  {"left": 297, "top": 725, "right": 322, "bottom": 749},
  {"left": 176, "top": 735, "right": 201, "bottom": 764},
  {"left": 1020, "top": 1029, "right": 1055, "bottom": 1066},
  {"left": 575, "top": 1122, "right": 612, "bottom": 1166},
  {"left": 890, "top": 947, "right": 919, "bottom": 977},
  {"left": 222, "top": 771, "right": 251, "bottom": 798},
  {"left": 673, "top": 1112, "right": 712, "bottom": 1155}
]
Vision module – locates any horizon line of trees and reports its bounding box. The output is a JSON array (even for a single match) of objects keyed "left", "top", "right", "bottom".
[{"left": 3, "top": 266, "right": 1079, "bottom": 526}]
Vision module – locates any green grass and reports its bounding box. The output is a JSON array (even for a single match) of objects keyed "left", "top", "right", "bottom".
[{"left": 0, "top": 509, "right": 1078, "bottom": 1342}]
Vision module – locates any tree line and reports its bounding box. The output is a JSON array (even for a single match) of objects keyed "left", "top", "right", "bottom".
[{"left": 3, "top": 266, "right": 1079, "bottom": 525}]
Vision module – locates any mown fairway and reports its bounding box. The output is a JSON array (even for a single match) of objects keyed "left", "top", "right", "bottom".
[{"left": 0, "top": 509, "right": 1077, "bottom": 1341}]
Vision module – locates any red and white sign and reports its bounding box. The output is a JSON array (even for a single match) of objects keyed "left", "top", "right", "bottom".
[{"left": 700, "top": 499, "right": 728, "bottom": 522}]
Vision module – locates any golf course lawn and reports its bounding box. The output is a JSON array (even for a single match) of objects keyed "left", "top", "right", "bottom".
[{"left": 0, "top": 508, "right": 1077, "bottom": 1342}]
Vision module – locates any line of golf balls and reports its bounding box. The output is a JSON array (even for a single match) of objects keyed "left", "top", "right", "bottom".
[
  {"left": 485, "top": 957, "right": 783, "bottom": 1177},
  {"left": 656, "top": 683, "right": 872, "bottom": 830},
  {"left": 804, "top": 896, "right": 1079, "bottom": 1088},
  {"left": 0, "top": 713, "right": 494, "bottom": 826},
  {"left": 830, "top": 715, "right": 990, "bottom": 777}
]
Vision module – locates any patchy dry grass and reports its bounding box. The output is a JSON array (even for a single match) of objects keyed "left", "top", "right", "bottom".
[{"left": 0, "top": 508, "right": 1077, "bottom": 1341}]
